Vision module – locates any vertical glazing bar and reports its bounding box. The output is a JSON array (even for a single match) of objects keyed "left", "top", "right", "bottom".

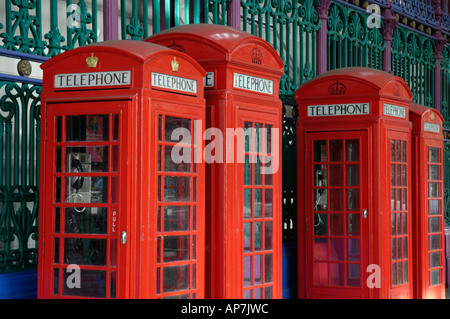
[
  {"left": 165, "top": 0, "right": 171, "bottom": 28},
  {"left": 66, "top": 0, "right": 74, "bottom": 48},
  {"left": 185, "top": 0, "right": 190, "bottom": 24},
  {"left": 194, "top": 0, "right": 200, "bottom": 23},
  {"left": 153, "top": 0, "right": 161, "bottom": 33},
  {"left": 174, "top": 0, "right": 180, "bottom": 26},
  {"left": 121, "top": 0, "right": 126, "bottom": 39},
  {"left": 92, "top": 0, "right": 98, "bottom": 42},
  {"left": 143, "top": 0, "right": 148, "bottom": 37}
]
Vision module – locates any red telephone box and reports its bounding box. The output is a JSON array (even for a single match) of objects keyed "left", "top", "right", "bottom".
[
  {"left": 296, "top": 67, "right": 414, "bottom": 299},
  {"left": 146, "top": 24, "right": 284, "bottom": 299},
  {"left": 38, "top": 40, "right": 206, "bottom": 299},
  {"left": 410, "top": 103, "right": 446, "bottom": 299}
]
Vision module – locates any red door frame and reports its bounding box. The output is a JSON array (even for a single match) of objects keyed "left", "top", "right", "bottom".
[
  {"left": 39, "top": 100, "right": 131, "bottom": 299},
  {"left": 304, "top": 130, "right": 369, "bottom": 299}
]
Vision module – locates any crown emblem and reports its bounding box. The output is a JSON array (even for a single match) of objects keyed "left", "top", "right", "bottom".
[
  {"left": 251, "top": 47, "right": 263, "bottom": 64},
  {"left": 168, "top": 41, "right": 186, "bottom": 53},
  {"left": 328, "top": 81, "right": 346, "bottom": 95},
  {"left": 86, "top": 53, "right": 98, "bottom": 68},
  {"left": 171, "top": 57, "right": 179, "bottom": 72},
  {"left": 431, "top": 113, "right": 435, "bottom": 121}
]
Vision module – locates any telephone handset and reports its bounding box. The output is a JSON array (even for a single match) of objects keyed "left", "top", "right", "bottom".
[{"left": 66, "top": 152, "right": 92, "bottom": 205}]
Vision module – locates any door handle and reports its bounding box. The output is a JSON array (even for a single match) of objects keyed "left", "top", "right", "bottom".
[
  {"left": 121, "top": 231, "right": 127, "bottom": 244},
  {"left": 362, "top": 209, "right": 368, "bottom": 219}
]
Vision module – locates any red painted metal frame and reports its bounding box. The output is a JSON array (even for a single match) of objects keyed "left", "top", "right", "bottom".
[
  {"left": 146, "top": 24, "right": 284, "bottom": 299},
  {"left": 410, "top": 103, "right": 446, "bottom": 299},
  {"left": 38, "top": 40, "right": 206, "bottom": 299},
  {"left": 295, "top": 67, "right": 414, "bottom": 299}
]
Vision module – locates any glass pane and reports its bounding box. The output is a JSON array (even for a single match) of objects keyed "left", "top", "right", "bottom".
[
  {"left": 347, "top": 264, "right": 361, "bottom": 287},
  {"left": 265, "top": 124, "right": 272, "bottom": 154},
  {"left": 63, "top": 269, "right": 106, "bottom": 297},
  {"left": 244, "top": 223, "right": 252, "bottom": 252},
  {"left": 254, "top": 158, "right": 262, "bottom": 185},
  {"left": 392, "top": 238, "right": 397, "bottom": 260},
  {"left": 265, "top": 221, "right": 272, "bottom": 250},
  {"left": 244, "top": 256, "right": 252, "bottom": 287},
  {"left": 429, "top": 217, "right": 440, "bottom": 233},
  {"left": 244, "top": 155, "right": 251, "bottom": 185},
  {"left": 391, "top": 164, "right": 396, "bottom": 186},
  {"left": 55, "top": 207, "right": 60, "bottom": 233},
  {"left": 244, "top": 122, "right": 252, "bottom": 152},
  {"left": 254, "top": 255, "right": 262, "bottom": 285},
  {"left": 402, "top": 189, "right": 407, "bottom": 211},
  {"left": 396, "top": 140, "right": 401, "bottom": 163},
  {"left": 330, "top": 238, "right": 344, "bottom": 260},
  {"left": 391, "top": 140, "right": 395, "bottom": 162},
  {"left": 430, "top": 269, "right": 441, "bottom": 286},
  {"left": 314, "top": 165, "right": 327, "bottom": 187},
  {"left": 56, "top": 147, "right": 61, "bottom": 172},
  {"left": 314, "top": 238, "right": 328, "bottom": 260},
  {"left": 113, "top": 114, "right": 119, "bottom": 141},
  {"left": 330, "top": 213, "right": 344, "bottom": 235},
  {"left": 329, "top": 140, "right": 343, "bottom": 162},
  {"left": 264, "top": 286, "right": 272, "bottom": 299},
  {"left": 346, "top": 140, "right": 359, "bottom": 161},
  {"left": 64, "top": 176, "right": 108, "bottom": 204},
  {"left": 346, "top": 164, "right": 359, "bottom": 186},
  {"left": 165, "top": 116, "right": 191, "bottom": 143},
  {"left": 402, "top": 165, "right": 407, "bottom": 186},
  {"left": 347, "top": 189, "right": 360, "bottom": 211},
  {"left": 54, "top": 238, "right": 60, "bottom": 264},
  {"left": 313, "top": 262, "right": 328, "bottom": 285},
  {"left": 164, "top": 206, "right": 190, "bottom": 232},
  {"left": 314, "top": 140, "right": 327, "bottom": 162},
  {"left": 254, "top": 222, "right": 262, "bottom": 251},
  {"left": 402, "top": 141, "right": 406, "bottom": 163},
  {"left": 314, "top": 214, "right": 327, "bottom": 236},
  {"left": 330, "top": 189, "right": 344, "bottom": 211},
  {"left": 254, "top": 189, "right": 262, "bottom": 218},
  {"left": 55, "top": 177, "right": 61, "bottom": 203},
  {"left": 254, "top": 288, "right": 262, "bottom": 299},
  {"left": 163, "top": 265, "right": 190, "bottom": 292},
  {"left": 64, "top": 238, "right": 107, "bottom": 265},
  {"left": 264, "top": 189, "right": 272, "bottom": 217},
  {"left": 66, "top": 115, "right": 109, "bottom": 142},
  {"left": 164, "top": 176, "right": 190, "bottom": 202},
  {"left": 392, "top": 263, "right": 397, "bottom": 285},
  {"left": 429, "top": 234, "right": 440, "bottom": 250},
  {"left": 398, "top": 262, "right": 403, "bottom": 285},
  {"left": 64, "top": 207, "right": 107, "bottom": 234},
  {"left": 347, "top": 238, "right": 360, "bottom": 261},
  {"left": 163, "top": 236, "right": 190, "bottom": 262},
  {"left": 329, "top": 164, "right": 343, "bottom": 186},
  {"left": 402, "top": 212, "right": 407, "bottom": 235},
  {"left": 429, "top": 199, "right": 440, "bottom": 215},
  {"left": 429, "top": 147, "right": 439, "bottom": 163},
  {"left": 314, "top": 189, "right": 327, "bottom": 211},
  {"left": 429, "top": 182, "right": 439, "bottom": 198},
  {"left": 396, "top": 164, "right": 401, "bottom": 186},
  {"left": 391, "top": 213, "right": 397, "bottom": 235},
  {"left": 265, "top": 254, "right": 273, "bottom": 283},
  {"left": 429, "top": 165, "right": 439, "bottom": 180},
  {"left": 244, "top": 189, "right": 252, "bottom": 218},
  {"left": 255, "top": 123, "right": 262, "bottom": 153},
  {"left": 403, "top": 261, "right": 408, "bottom": 284},
  {"left": 53, "top": 268, "right": 59, "bottom": 295},
  {"left": 164, "top": 145, "right": 191, "bottom": 172},
  {"left": 330, "top": 263, "right": 345, "bottom": 286},
  {"left": 56, "top": 116, "right": 62, "bottom": 142},
  {"left": 347, "top": 213, "right": 360, "bottom": 236}
]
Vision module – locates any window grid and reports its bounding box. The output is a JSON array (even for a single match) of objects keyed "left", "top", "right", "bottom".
[
  {"left": 155, "top": 114, "right": 200, "bottom": 299},
  {"left": 243, "top": 121, "right": 274, "bottom": 299},
  {"left": 427, "top": 146, "right": 443, "bottom": 287},
  {"left": 390, "top": 140, "right": 408, "bottom": 286}
]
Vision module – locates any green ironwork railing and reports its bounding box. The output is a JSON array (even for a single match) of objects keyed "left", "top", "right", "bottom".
[
  {"left": 0, "top": 81, "right": 40, "bottom": 272},
  {"left": 327, "top": 2, "right": 385, "bottom": 71},
  {"left": 391, "top": 26, "right": 436, "bottom": 107},
  {"left": 241, "top": 0, "right": 320, "bottom": 103}
]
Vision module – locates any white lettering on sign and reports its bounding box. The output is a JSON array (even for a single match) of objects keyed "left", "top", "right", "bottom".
[
  {"left": 152, "top": 72, "right": 197, "bottom": 94},
  {"left": 424, "top": 122, "right": 441, "bottom": 133},
  {"left": 204, "top": 71, "right": 215, "bottom": 88},
  {"left": 233, "top": 73, "right": 273, "bottom": 95},
  {"left": 383, "top": 103, "right": 406, "bottom": 118},
  {"left": 54, "top": 70, "right": 131, "bottom": 88},
  {"left": 307, "top": 103, "right": 370, "bottom": 117}
]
